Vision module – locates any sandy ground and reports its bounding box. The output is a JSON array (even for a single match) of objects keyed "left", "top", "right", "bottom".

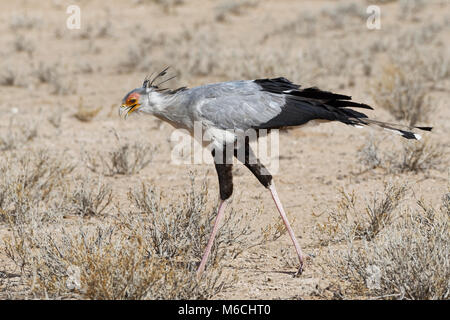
[{"left": 0, "top": 0, "right": 449, "bottom": 299}]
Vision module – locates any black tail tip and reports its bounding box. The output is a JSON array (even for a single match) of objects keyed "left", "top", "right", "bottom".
[
  {"left": 361, "top": 103, "right": 374, "bottom": 110},
  {"left": 416, "top": 126, "right": 433, "bottom": 132}
]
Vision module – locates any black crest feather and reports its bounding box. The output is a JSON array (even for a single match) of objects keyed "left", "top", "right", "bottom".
[{"left": 142, "top": 66, "right": 187, "bottom": 94}]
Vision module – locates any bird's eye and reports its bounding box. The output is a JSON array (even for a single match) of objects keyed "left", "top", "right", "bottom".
[{"left": 129, "top": 98, "right": 137, "bottom": 104}]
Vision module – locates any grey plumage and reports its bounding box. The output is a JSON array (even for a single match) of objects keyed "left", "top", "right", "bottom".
[{"left": 122, "top": 76, "right": 431, "bottom": 145}]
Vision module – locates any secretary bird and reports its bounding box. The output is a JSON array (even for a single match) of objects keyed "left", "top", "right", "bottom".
[{"left": 119, "top": 68, "right": 432, "bottom": 277}]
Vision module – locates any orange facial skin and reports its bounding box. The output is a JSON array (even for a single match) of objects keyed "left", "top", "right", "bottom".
[
  {"left": 124, "top": 92, "right": 140, "bottom": 106},
  {"left": 121, "top": 92, "right": 141, "bottom": 117}
]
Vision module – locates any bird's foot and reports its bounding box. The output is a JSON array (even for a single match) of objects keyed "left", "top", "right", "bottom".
[{"left": 293, "top": 264, "right": 303, "bottom": 278}]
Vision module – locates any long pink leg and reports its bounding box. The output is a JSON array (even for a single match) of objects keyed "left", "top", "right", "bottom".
[
  {"left": 269, "top": 183, "right": 304, "bottom": 275},
  {"left": 197, "top": 199, "right": 227, "bottom": 277}
]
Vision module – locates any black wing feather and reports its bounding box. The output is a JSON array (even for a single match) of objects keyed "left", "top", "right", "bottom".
[
  {"left": 254, "top": 77, "right": 370, "bottom": 129},
  {"left": 252, "top": 77, "right": 432, "bottom": 140}
]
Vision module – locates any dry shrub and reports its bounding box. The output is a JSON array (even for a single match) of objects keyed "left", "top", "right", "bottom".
[
  {"left": 417, "top": 49, "right": 450, "bottom": 84},
  {"left": 267, "top": 13, "right": 317, "bottom": 38},
  {"left": 269, "top": 2, "right": 364, "bottom": 39},
  {"left": 9, "top": 14, "right": 41, "bottom": 30},
  {"left": 372, "top": 63, "right": 431, "bottom": 126},
  {"left": 0, "top": 118, "right": 38, "bottom": 151},
  {"left": 13, "top": 35, "right": 35, "bottom": 56},
  {"left": 0, "top": 67, "right": 18, "bottom": 86},
  {"left": 325, "top": 191, "right": 450, "bottom": 299},
  {"left": 4, "top": 221, "right": 227, "bottom": 299},
  {"left": 134, "top": 0, "right": 184, "bottom": 13},
  {"left": 398, "top": 22, "right": 443, "bottom": 50},
  {"left": 64, "top": 177, "right": 113, "bottom": 217},
  {"left": 32, "top": 62, "right": 76, "bottom": 95},
  {"left": 177, "top": 32, "right": 219, "bottom": 78},
  {"left": 2, "top": 175, "right": 274, "bottom": 299},
  {"left": 0, "top": 66, "right": 29, "bottom": 88},
  {"left": 320, "top": 2, "right": 366, "bottom": 29},
  {"left": 75, "top": 61, "right": 94, "bottom": 75},
  {"left": 73, "top": 21, "right": 113, "bottom": 40},
  {"left": 366, "top": 0, "right": 397, "bottom": 3},
  {"left": 126, "top": 176, "right": 273, "bottom": 263},
  {"left": 0, "top": 149, "right": 75, "bottom": 225},
  {"left": 357, "top": 136, "right": 382, "bottom": 170},
  {"left": 391, "top": 46, "right": 449, "bottom": 85},
  {"left": 47, "top": 108, "right": 63, "bottom": 129},
  {"left": 398, "top": 0, "right": 425, "bottom": 21},
  {"left": 442, "top": 192, "right": 450, "bottom": 217},
  {"left": 358, "top": 136, "right": 444, "bottom": 174},
  {"left": 33, "top": 62, "right": 55, "bottom": 84},
  {"left": 86, "top": 137, "right": 155, "bottom": 176},
  {"left": 315, "top": 183, "right": 407, "bottom": 246},
  {"left": 371, "top": 43, "right": 448, "bottom": 126},
  {"left": 118, "top": 43, "right": 154, "bottom": 73},
  {"left": 73, "top": 98, "right": 102, "bottom": 122},
  {"left": 393, "top": 138, "right": 444, "bottom": 173},
  {"left": 215, "top": 0, "right": 259, "bottom": 22}
]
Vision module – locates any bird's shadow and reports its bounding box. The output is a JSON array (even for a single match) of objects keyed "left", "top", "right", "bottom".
[
  {"left": 0, "top": 271, "right": 21, "bottom": 279},
  {"left": 230, "top": 266, "right": 301, "bottom": 277}
]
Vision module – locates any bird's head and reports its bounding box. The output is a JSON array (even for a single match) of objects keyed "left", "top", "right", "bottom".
[
  {"left": 119, "top": 87, "right": 148, "bottom": 119},
  {"left": 119, "top": 67, "right": 178, "bottom": 119}
]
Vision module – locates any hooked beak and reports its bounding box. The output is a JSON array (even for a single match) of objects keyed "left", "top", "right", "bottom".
[{"left": 119, "top": 103, "right": 140, "bottom": 119}]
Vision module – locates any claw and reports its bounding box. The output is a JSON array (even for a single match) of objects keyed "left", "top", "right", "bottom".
[{"left": 294, "top": 264, "right": 303, "bottom": 278}]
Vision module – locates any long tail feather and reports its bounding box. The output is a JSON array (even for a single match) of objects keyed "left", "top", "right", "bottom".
[{"left": 358, "top": 119, "right": 433, "bottom": 140}]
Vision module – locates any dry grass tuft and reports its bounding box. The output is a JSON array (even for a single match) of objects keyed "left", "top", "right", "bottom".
[
  {"left": 13, "top": 35, "right": 35, "bottom": 57},
  {"left": 0, "top": 67, "right": 17, "bottom": 86},
  {"left": 118, "top": 40, "right": 154, "bottom": 73},
  {"left": 324, "top": 188, "right": 450, "bottom": 300},
  {"left": 399, "top": 0, "right": 426, "bottom": 21},
  {"left": 358, "top": 136, "right": 444, "bottom": 174},
  {"left": 47, "top": 108, "right": 63, "bottom": 129},
  {"left": 392, "top": 138, "right": 444, "bottom": 173},
  {"left": 215, "top": 0, "right": 259, "bottom": 22},
  {"left": 1, "top": 175, "right": 271, "bottom": 299},
  {"left": 127, "top": 174, "right": 280, "bottom": 262},
  {"left": 320, "top": 3, "right": 366, "bottom": 29},
  {"left": 357, "top": 136, "right": 383, "bottom": 170},
  {"left": 64, "top": 177, "right": 113, "bottom": 217},
  {"left": 315, "top": 183, "right": 408, "bottom": 245},
  {"left": 32, "top": 62, "right": 76, "bottom": 95},
  {"left": 0, "top": 67, "right": 27, "bottom": 87},
  {"left": 3, "top": 222, "right": 226, "bottom": 299},
  {"left": 86, "top": 137, "right": 155, "bottom": 176},
  {"left": 0, "top": 149, "right": 75, "bottom": 225},
  {"left": 9, "top": 14, "right": 41, "bottom": 31},
  {"left": 74, "top": 21, "right": 113, "bottom": 40},
  {"left": 0, "top": 118, "right": 38, "bottom": 151},
  {"left": 372, "top": 63, "right": 431, "bottom": 126},
  {"left": 134, "top": 0, "right": 184, "bottom": 14},
  {"left": 73, "top": 98, "right": 102, "bottom": 122}
]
